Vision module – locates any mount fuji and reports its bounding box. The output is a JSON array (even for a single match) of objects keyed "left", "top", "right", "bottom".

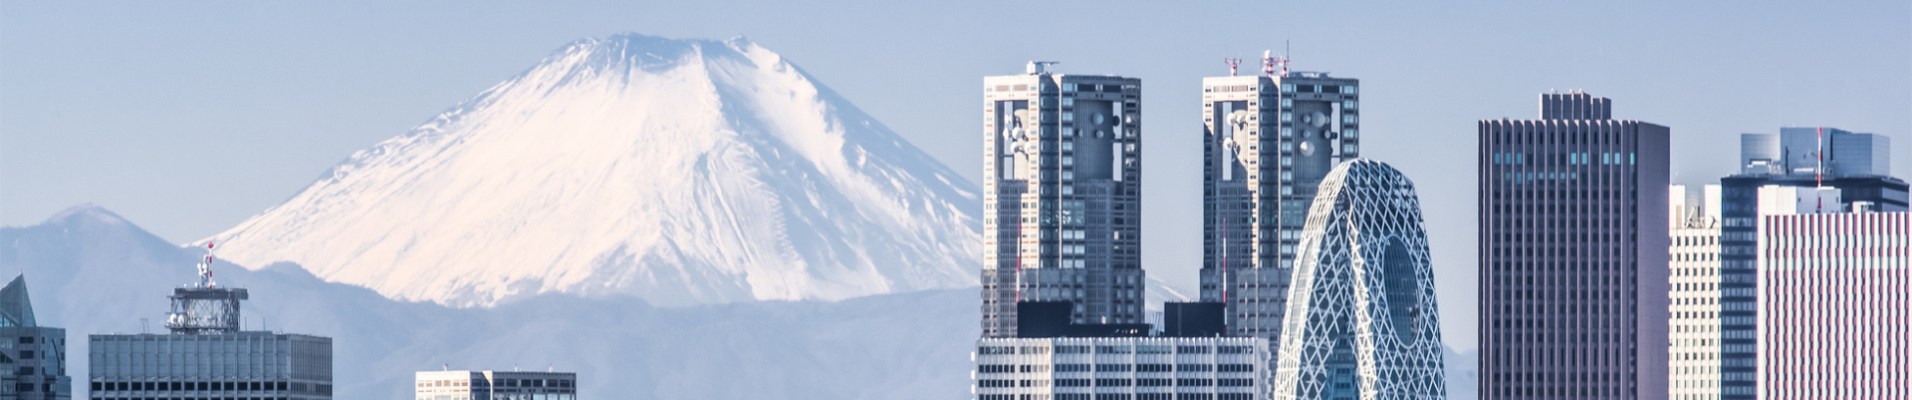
[{"left": 209, "top": 34, "right": 981, "bottom": 307}]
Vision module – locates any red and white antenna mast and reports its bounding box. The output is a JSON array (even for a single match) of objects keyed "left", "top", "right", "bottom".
[
  {"left": 197, "top": 241, "right": 218, "bottom": 288},
  {"left": 1225, "top": 58, "right": 1243, "bottom": 76},
  {"left": 1262, "top": 49, "right": 1291, "bottom": 77}
]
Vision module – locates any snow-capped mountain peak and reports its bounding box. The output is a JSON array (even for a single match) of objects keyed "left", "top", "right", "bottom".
[{"left": 209, "top": 33, "right": 981, "bottom": 307}]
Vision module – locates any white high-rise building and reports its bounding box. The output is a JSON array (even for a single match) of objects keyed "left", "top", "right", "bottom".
[
  {"left": 1755, "top": 208, "right": 1909, "bottom": 399},
  {"left": 1669, "top": 184, "right": 1723, "bottom": 400},
  {"left": 414, "top": 370, "right": 577, "bottom": 400},
  {"left": 972, "top": 337, "right": 1270, "bottom": 400}
]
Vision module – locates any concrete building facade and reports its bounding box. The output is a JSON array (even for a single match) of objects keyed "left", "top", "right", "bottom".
[
  {"left": 1477, "top": 92, "right": 1670, "bottom": 400},
  {"left": 1197, "top": 71, "right": 1360, "bottom": 341},
  {"left": 982, "top": 62, "right": 1145, "bottom": 337}
]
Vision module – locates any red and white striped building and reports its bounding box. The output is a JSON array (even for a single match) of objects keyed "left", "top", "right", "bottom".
[{"left": 1756, "top": 211, "right": 1910, "bottom": 399}]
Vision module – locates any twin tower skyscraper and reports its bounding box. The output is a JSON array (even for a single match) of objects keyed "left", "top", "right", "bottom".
[{"left": 973, "top": 61, "right": 1447, "bottom": 400}]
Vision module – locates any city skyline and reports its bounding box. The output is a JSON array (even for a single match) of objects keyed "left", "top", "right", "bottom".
[{"left": 7, "top": 2, "right": 1909, "bottom": 354}]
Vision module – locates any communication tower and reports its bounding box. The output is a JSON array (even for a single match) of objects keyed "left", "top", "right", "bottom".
[{"left": 165, "top": 242, "right": 248, "bottom": 334}]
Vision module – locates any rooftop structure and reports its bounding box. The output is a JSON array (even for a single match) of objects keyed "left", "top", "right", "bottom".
[{"left": 88, "top": 241, "right": 332, "bottom": 400}]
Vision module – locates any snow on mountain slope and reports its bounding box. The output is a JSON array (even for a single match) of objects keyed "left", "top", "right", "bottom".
[
  {"left": 209, "top": 34, "right": 981, "bottom": 307},
  {"left": 6, "top": 205, "right": 979, "bottom": 400}
]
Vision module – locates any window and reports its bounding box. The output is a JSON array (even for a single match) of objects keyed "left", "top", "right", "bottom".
[
  {"left": 1344, "top": 128, "right": 1356, "bottom": 138},
  {"left": 1061, "top": 98, "right": 1074, "bottom": 107},
  {"left": 1343, "top": 100, "right": 1357, "bottom": 109},
  {"left": 1280, "top": 128, "right": 1293, "bottom": 138},
  {"left": 1280, "top": 98, "right": 1293, "bottom": 108},
  {"left": 1341, "top": 86, "right": 1357, "bottom": 94},
  {"left": 17, "top": 350, "right": 30, "bottom": 359},
  {"left": 1342, "top": 114, "right": 1358, "bottom": 124},
  {"left": 1281, "top": 84, "right": 1295, "bottom": 92},
  {"left": 16, "top": 337, "right": 29, "bottom": 344}
]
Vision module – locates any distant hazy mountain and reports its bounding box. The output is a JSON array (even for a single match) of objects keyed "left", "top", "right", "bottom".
[
  {"left": 208, "top": 33, "right": 981, "bottom": 307},
  {"left": 4, "top": 205, "right": 979, "bottom": 399}
]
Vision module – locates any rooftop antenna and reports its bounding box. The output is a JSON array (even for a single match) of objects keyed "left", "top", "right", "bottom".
[
  {"left": 1262, "top": 48, "right": 1292, "bottom": 77},
  {"left": 1224, "top": 58, "right": 1242, "bottom": 76},
  {"left": 1283, "top": 41, "right": 1291, "bottom": 77},
  {"left": 197, "top": 242, "right": 217, "bottom": 288}
]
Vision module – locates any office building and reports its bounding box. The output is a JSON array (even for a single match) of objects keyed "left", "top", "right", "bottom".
[
  {"left": 1668, "top": 185, "right": 1722, "bottom": 400},
  {"left": 1478, "top": 92, "right": 1670, "bottom": 400},
  {"left": 415, "top": 370, "right": 578, "bottom": 400},
  {"left": 0, "top": 275, "right": 71, "bottom": 400},
  {"left": 1273, "top": 160, "right": 1446, "bottom": 400},
  {"left": 982, "top": 62, "right": 1145, "bottom": 337},
  {"left": 1714, "top": 127, "right": 1903, "bottom": 398},
  {"left": 89, "top": 245, "right": 333, "bottom": 400},
  {"left": 1755, "top": 209, "right": 1908, "bottom": 399},
  {"left": 973, "top": 337, "right": 1270, "bottom": 400},
  {"left": 1198, "top": 65, "right": 1360, "bottom": 340}
]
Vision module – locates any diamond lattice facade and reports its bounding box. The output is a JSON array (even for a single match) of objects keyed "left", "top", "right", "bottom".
[{"left": 1272, "top": 159, "right": 1446, "bottom": 400}]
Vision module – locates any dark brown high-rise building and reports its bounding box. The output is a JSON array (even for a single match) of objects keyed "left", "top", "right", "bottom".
[{"left": 1478, "top": 92, "right": 1670, "bottom": 400}]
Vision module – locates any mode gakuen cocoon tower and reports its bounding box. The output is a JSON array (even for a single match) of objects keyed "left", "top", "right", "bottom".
[{"left": 980, "top": 62, "right": 1144, "bottom": 338}]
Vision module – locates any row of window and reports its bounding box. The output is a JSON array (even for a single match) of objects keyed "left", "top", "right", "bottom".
[
  {"left": 1492, "top": 152, "right": 1635, "bottom": 165},
  {"left": 979, "top": 393, "right": 1253, "bottom": 400},
  {"left": 978, "top": 345, "right": 1251, "bottom": 355},
  {"left": 979, "top": 379, "right": 1254, "bottom": 388},
  {"left": 417, "top": 379, "right": 571, "bottom": 388},
  {"left": 93, "top": 381, "right": 311, "bottom": 393},
  {"left": 979, "top": 364, "right": 1256, "bottom": 374}
]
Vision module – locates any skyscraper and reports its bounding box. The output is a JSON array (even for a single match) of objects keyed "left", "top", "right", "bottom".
[
  {"left": 982, "top": 62, "right": 1144, "bottom": 337},
  {"left": 89, "top": 244, "right": 333, "bottom": 400},
  {"left": 1755, "top": 208, "right": 1909, "bottom": 399},
  {"left": 1199, "top": 68, "right": 1360, "bottom": 340},
  {"left": 0, "top": 275, "right": 72, "bottom": 400},
  {"left": 1668, "top": 184, "right": 1722, "bottom": 400},
  {"left": 1478, "top": 92, "right": 1670, "bottom": 400},
  {"left": 1713, "top": 127, "right": 1904, "bottom": 399},
  {"left": 1273, "top": 159, "right": 1446, "bottom": 400}
]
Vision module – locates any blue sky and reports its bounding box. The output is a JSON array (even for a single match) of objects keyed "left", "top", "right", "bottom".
[{"left": 3, "top": 1, "right": 1907, "bottom": 351}]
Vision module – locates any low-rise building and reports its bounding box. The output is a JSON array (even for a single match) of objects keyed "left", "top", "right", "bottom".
[
  {"left": 972, "top": 337, "right": 1269, "bottom": 400},
  {"left": 415, "top": 370, "right": 578, "bottom": 400}
]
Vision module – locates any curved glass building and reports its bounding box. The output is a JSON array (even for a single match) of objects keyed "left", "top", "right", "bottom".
[{"left": 1273, "top": 159, "right": 1446, "bottom": 400}]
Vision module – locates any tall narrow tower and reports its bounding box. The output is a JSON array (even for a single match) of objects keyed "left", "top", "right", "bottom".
[
  {"left": 980, "top": 62, "right": 1144, "bottom": 338},
  {"left": 1478, "top": 92, "right": 1670, "bottom": 400},
  {"left": 1198, "top": 68, "right": 1359, "bottom": 340}
]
